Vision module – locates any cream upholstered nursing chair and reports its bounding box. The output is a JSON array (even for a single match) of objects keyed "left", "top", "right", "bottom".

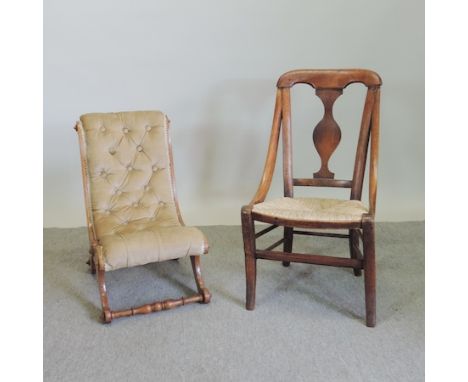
[
  {"left": 241, "top": 69, "right": 381, "bottom": 327},
  {"left": 75, "top": 111, "right": 210, "bottom": 323}
]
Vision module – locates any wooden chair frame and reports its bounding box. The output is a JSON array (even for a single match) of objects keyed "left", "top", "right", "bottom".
[
  {"left": 74, "top": 118, "right": 211, "bottom": 323},
  {"left": 241, "top": 69, "right": 381, "bottom": 327}
]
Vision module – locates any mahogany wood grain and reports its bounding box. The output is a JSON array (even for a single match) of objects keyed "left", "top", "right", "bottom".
[
  {"left": 191, "top": 255, "right": 211, "bottom": 303},
  {"left": 281, "top": 88, "right": 294, "bottom": 198},
  {"left": 282, "top": 227, "right": 293, "bottom": 267},
  {"left": 350, "top": 89, "right": 375, "bottom": 201},
  {"left": 349, "top": 229, "right": 363, "bottom": 276},
  {"left": 362, "top": 214, "right": 376, "bottom": 327},
  {"left": 293, "top": 178, "right": 352, "bottom": 188},
  {"left": 251, "top": 90, "right": 282, "bottom": 204},
  {"left": 277, "top": 69, "right": 382, "bottom": 89},
  {"left": 256, "top": 250, "right": 363, "bottom": 269},
  {"left": 313, "top": 89, "right": 343, "bottom": 179},
  {"left": 369, "top": 89, "right": 381, "bottom": 214},
  {"left": 293, "top": 230, "right": 349, "bottom": 239},
  {"left": 110, "top": 295, "right": 203, "bottom": 320},
  {"left": 241, "top": 205, "right": 257, "bottom": 310}
]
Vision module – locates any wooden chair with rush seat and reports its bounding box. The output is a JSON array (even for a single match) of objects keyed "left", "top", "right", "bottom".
[
  {"left": 241, "top": 69, "right": 382, "bottom": 327},
  {"left": 75, "top": 111, "right": 211, "bottom": 323}
]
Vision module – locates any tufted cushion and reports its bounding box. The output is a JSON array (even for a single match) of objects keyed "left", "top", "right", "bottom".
[
  {"left": 252, "top": 197, "right": 368, "bottom": 223},
  {"left": 80, "top": 111, "right": 208, "bottom": 271}
]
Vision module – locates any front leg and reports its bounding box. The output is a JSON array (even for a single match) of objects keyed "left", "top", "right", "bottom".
[
  {"left": 241, "top": 206, "right": 257, "bottom": 310},
  {"left": 190, "top": 255, "right": 211, "bottom": 304}
]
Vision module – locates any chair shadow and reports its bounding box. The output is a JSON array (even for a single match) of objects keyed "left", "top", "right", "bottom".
[
  {"left": 193, "top": 79, "right": 274, "bottom": 202},
  {"left": 44, "top": 254, "right": 103, "bottom": 321},
  {"left": 259, "top": 265, "right": 364, "bottom": 321},
  {"left": 210, "top": 285, "right": 244, "bottom": 308},
  {"left": 46, "top": 249, "right": 208, "bottom": 323}
]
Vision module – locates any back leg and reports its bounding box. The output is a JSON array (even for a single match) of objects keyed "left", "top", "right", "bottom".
[
  {"left": 282, "top": 227, "right": 294, "bottom": 267},
  {"left": 95, "top": 245, "right": 112, "bottom": 323},
  {"left": 349, "top": 229, "right": 362, "bottom": 276},
  {"left": 362, "top": 216, "right": 376, "bottom": 327}
]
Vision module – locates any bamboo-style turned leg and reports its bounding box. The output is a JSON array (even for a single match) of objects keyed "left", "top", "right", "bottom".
[
  {"left": 349, "top": 229, "right": 362, "bottom": 277},
  {"left": 241, "top": 207, "right": 257, "bottom": 310},
  {"left": 94, "top": 246, "right": 211, "bottom": 323},
  {"left": 362, "top": 215, "right": 376, "bottom": 327},
  {"left": 282, "top": 227, "right": 293, "bottom": 267}
]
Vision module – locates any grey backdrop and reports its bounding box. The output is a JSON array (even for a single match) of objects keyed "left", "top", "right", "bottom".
[{"left": 44, "top": 0, "right": 424, "bottom": 227}]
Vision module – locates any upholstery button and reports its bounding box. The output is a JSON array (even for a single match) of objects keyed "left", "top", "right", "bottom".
[
  {"left": 127, "top": 165, "right": 133, "bottom": 171},
  {"left": 152, "top": 165, "right": 158, "bottom": 172},
  {"left": 122, "top": 220, "right": 128, "bottom": 225},
  {"left": 144, "top": 185, "right": 150, "bottom": 191},
  {"left": 109, "top": 148, "right": 116, "bottom": 155},
  {"left": 122, "top": 127, "right": 129, "bottom": 134},
  {"left": 159, "top": 201, "right": 165, "bottom": 206},
  {"left": 136, "top": 145, "right": 143, "bottom": 152},
  {"left": 117, "top": 190, "right": 122, "bottom": 195},
  {"left": 132, "top": 202, "right": 139, "bottom": 208},
  {"left": 145, "top": 125, "right": 152, "bottom": 132},
  {"left": 99, "top": 170, "right": 106, "bottom": 177},
  {"left": 104, "top": 208, "right": 111, "bottom": 215},
  {"left": 100, "top": 126, "right": 106, "bottom": 133}
]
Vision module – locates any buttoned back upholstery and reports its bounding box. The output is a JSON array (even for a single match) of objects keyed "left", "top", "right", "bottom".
[{"left": 79, "top": 111, "right": 181, "bottom": 239}]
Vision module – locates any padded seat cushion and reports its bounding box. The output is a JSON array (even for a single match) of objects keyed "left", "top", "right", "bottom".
[
  {"left": 100, "top": 225, "right": 208, "bottom": 271},
  {"left": 252, "top": 197, "right": 368, "bottom": 223}
]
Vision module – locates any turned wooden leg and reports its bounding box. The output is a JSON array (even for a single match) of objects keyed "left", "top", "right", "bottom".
[
  {"left": 95, "top": 246, "right": 112, "bottom": 323},
  {"left": 190, "top": 255, "right": 211, "bottom": 304},
  {"left": 241, "top": 206, "right": 257, "bottom": 310},
  {"left": 349, "top": 229, "right": 362, "bottom": 276},
  {"left": 91, "top": 246, "right": 210, "bottom": 323},
  {"left": 362, "top": 216, "right": 376, "bottom": 327},
  {"left": 282, "top": 226, "right": 294, "bottom": 267}
]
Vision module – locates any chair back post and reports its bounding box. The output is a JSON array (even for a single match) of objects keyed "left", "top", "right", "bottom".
[
  {"left": 350, "top": 88, "right": 376, "bottom": 201},
  {"left": 164, "top": 116, "right": 186, "bottom": 227},
  {"left": 74, "top": 121, "right": 97, "bottom": 246},
  {"left": 368, "top": 88, "right": 381, "bottom": 214},
  {"left": 250, "top": 89, "right": 282, "bottom": 205},
  {"left": 281, "top": 88, "right": 294, "bottom": 198}
]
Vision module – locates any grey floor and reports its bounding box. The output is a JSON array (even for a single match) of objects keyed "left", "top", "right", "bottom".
[{"left": 44, "top": 223, "right": 424, "bottom": 382}]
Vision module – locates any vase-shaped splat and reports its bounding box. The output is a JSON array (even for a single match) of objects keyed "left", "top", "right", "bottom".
[{"left": 313, "top": 89, "right": 343, "bottom": 179}]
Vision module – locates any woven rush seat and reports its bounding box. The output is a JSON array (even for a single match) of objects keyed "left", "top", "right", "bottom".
[{"left": 252, "top": 197, "right": 368, "bottom": 223}]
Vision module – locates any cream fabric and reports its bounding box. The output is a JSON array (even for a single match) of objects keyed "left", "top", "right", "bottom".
[
  {"left": 253, "top": 197, "right": 368, "bottom": 223},
  {"left": 80, "top": 111, "right": 207, "bottom": 271}
]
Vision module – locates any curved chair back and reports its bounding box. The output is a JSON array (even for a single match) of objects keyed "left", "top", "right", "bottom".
[
  {"left": 76, "top": 111, "right": 183, "bottom": 242},
  {"left": 275, "top": 69, "right": 381, "bottom": 213}
]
